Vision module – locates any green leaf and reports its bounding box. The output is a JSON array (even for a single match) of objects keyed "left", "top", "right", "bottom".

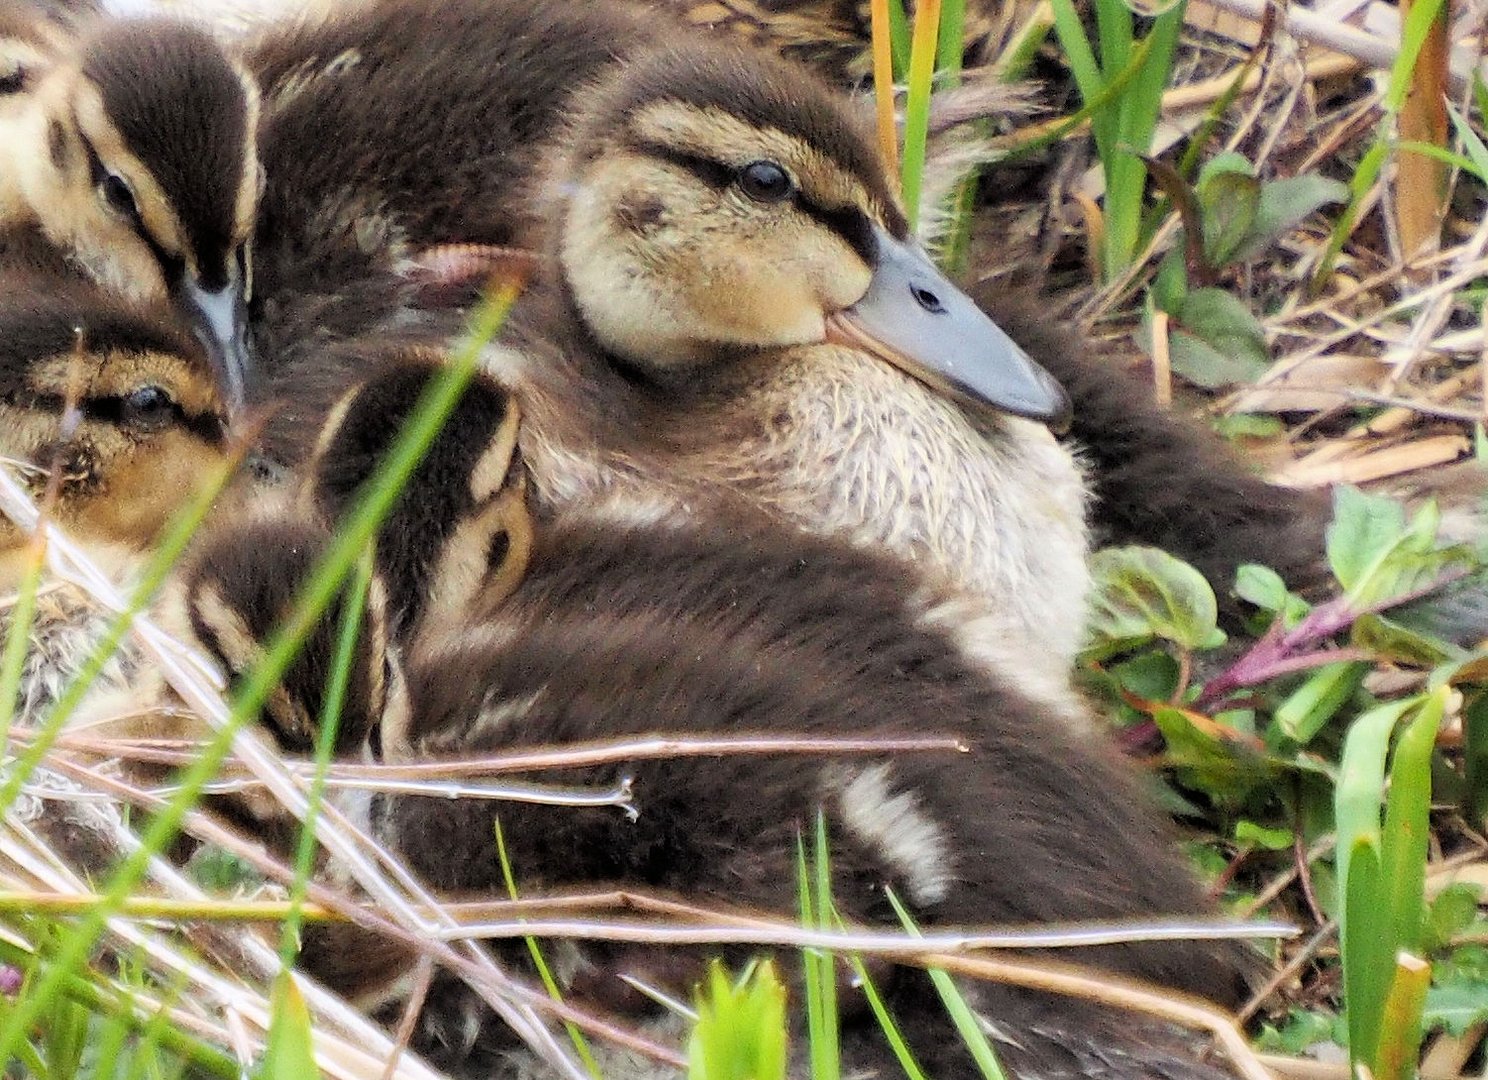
[
  {"left": 1255, "top": 1008, "right": 1342, "bottom": 1055},
  {"left": 1273, "top": 662, "right": 1367, "bottom": 746},
  {"left": 1196, "top": 151, "right": 1255, "bottom": 186},
  {"left": 1235, "top": 563, "right": 1294, "bottom": 615},
  {"left": 1212, "top": 414, "right": 1284, "bottom": 440},
  {"left": 1343, "top": 838, "right": 1391, "bottom": 1066},
  {"left": 1199, "top": 170, "right": 1260, "bottom": 268},
  {"left": 1351, "top": 614, "right": 1454, "bottom": 667},
  {"left": 1425, "top": 884, "right": 1483, "bottom": 951},
  {"left": 1328, "top": 485, "right": 1409, "bottom": 591},
  {"left": 1151, "top": 248, "right": 1188, "bottom": 313},
  {"left": 1154, "top": 706, "right": 1275, "bottom": 805},
  {"left": 1087, "top": 546, "right": 1226, "bottom": 652},
  {"left": 1381, "top": 690, "right": 1443, "bottom": 955},
  {"left": 1422, "top": 982, "right": 1488, "bottom": 1036},
  {"left": 1231, "top": 175, "right": 1350, "bottom": 263},
  {"left": 1167, "top": 288, "right": 1269, "bottom": 388},
  {"left": 1325, "top": 488, "right": 1470, "bottom": 608},
  {"left": 1235, "top": 819, "right": 1293, "bottom": 850},
  {"left": 258, "top": 973, "right": 321, "bottom": 1080},
  {"left": 689, "top": 961, "right": 789, "bottom": 1080}
]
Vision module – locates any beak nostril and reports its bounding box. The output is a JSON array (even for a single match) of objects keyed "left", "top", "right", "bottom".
[{"left": 911, "top": 285, "right": 945, "bottom": 314}]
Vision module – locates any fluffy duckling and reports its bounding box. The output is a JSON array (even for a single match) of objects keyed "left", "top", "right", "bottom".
[
  {"left": 234, "top": 24, "right": 1088, "bottom": 686},
  {"left": 1, "top": 14, "right": 261, "bottom": 403},
  {"left": 160, "top": 439, "right": 1251, "bottom": 1080},
  {"left": 0, "top": 268, "right": 232, "bottom": 719}
]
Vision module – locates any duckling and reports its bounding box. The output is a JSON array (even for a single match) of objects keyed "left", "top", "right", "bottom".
[
  {"left": 227, "top": 17, "right": 1088, "bottom": 686},
  {"left": 158, "top": 436, "right": 1252, "bottom": 1080},
  {"left": 0, "top": 267, "right": 232, "bottom": 720},
  {"left": 1, "top": 14, "right": 261, "bottom": 404}
]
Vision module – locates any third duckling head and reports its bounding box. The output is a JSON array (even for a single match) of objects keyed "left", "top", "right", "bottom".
[{"left": 539, "top": 44, "right": 1070, "bottom": 429}]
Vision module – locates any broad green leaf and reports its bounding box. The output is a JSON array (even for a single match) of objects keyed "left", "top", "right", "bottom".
[
  {"left": 1167, "top": 288, "right": 1269, "bottom": 388},
  {"left": 1351, "top": 614, "right": 1454, "bottom": 667},
  {"left": 1273, "top": 662, "right": 1367, "bottom": 746},
  {"left": 258, "top": 972, "right": 321, "bottom": 1080},
  {"left": 1231, "top": 175, "right": 1350, "bottom": 262},
  {"left": 1328, "top": 485, "right": 1407, "bottom": 591},
  {"left": 1151, "top": 248, "right": 1188, "bottom": 313},
  {"left": 1087, "top": 546, "right": 1226, "bottom": 652},
  {"left": 1234, "top": 563, "right": 1310, "bottom": 624},
  {"left": 1425, "top": 884, "right": 1482, "bottom": 951},
  {"left": 1199, "top": 170, "right": 1260, "bottom": 268},
  {"left": 1422, "top": 982, "right": 1488, "bottom": 1036},
  {"left": 1154, "top": 706, "right": 1274, "bottom": 805},
  {"left": 1108, "top": 649, "right": 1183, "bottom": 702}
]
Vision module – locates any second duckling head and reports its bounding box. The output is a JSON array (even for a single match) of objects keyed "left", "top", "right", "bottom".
[
  {"left": 540, "top": 45, "right": 1070, "bottom": 428},
  {"left": 9, "top": 16, "right": 259, "bottom": 406}
]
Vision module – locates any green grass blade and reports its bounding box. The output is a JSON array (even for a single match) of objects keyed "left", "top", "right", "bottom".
[
  {"left": 884, "top": 890, "right": 1007, "bottom": 1080},
  {"left": 901, "top": 0, "right": 942, "bottom": 235},
  {"left": 1048, "top": 0, "right": 1110, "bottom": 159},
  {"left": 278, "top": 544, "right": 375, "bottom": 969},
  {"left": 1374, "top": 953, "right": 1431, "bottom": 1080},
  {"left": 1310, "top": 134, "right": 1389, "bottom": 293},
  {"left": 494, "top": 818, "right": 602, "bottom": 1079},
  {"left": 1380, "top": 686, "right": 1442, "bottom": 954},
  {"left": 1383, "top": 0, "right": 1449, "bottom": 115},
  {"left": 798, "top": 815, "right": 840, "bottom": 1080},
  {"left": 258, "top": 971, "right": 321, "bottom": 1080},
  {"left": 936, "top": 0, "right": 964, "bottom": 82},
  {"left": 1342, "top": 837, "right": 1391, "bottom": 1065},
  {"left": 829, "top": 902, "right": 928, "bottom": 1080},
  {"left": 1092, "top": 0, "right": 1132, "bottom": 84},
  {"left": 886, "top": 0, "right": 911, "bottom": 79}
]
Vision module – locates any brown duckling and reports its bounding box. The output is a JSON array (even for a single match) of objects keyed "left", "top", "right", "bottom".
[
  {"left": 160, "top": 392, "right": 1252, "bottom": 1079},
  {"left": 235, "top": 24, "right": 1088, "bottom": 689},
  {"left": 1, "top": 13, "right": 261, "bottom": 403}
]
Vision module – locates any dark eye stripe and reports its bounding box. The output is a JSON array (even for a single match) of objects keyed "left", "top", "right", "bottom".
[
  {"left": 77, "top": 126, "right": 188, "bottom": 287},
  {"left": 16, "top": 390, "right": 226, "bottom": 445},
  {"left": 630, "top": 139, "right": 879, "bottom": 265}
]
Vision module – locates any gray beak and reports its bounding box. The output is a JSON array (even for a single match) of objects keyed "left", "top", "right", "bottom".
[
  {"left": 181, "top": 278, "right": 250, "bottom": 415},
  {"left": 825, "top": 227, "right": 1071, "bottom": 432}
]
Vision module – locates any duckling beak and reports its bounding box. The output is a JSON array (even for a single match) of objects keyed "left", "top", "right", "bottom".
[
  {"left": 180, "top": 279, "right": 250, "bottom": 415},
  {"left": 825, "top": 229, "right": 1071, "bottom": 433}
]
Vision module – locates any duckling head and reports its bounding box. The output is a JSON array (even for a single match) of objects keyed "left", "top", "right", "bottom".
[
  {"left": 0, "top": 274, "right": 232, "bottom": 555},
  {"left": 11, "top": 17, "right": 259, "bottom": 409},
  {"left": 542, "top": 45, "right": 1070, "bottom": 429}
]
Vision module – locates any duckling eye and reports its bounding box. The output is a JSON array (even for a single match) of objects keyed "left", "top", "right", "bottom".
[
  {"left": 98, "top": 173, "right": 139, "bottom": 222},
  {"left": 0, "top": 62, "right": 27, "bottom": 95},
  {"left": 120, "top": 385, "right": 176, "bottom": 431},
  {"left": 738, "top": 160, "right": 792, "bottom": 203}
]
